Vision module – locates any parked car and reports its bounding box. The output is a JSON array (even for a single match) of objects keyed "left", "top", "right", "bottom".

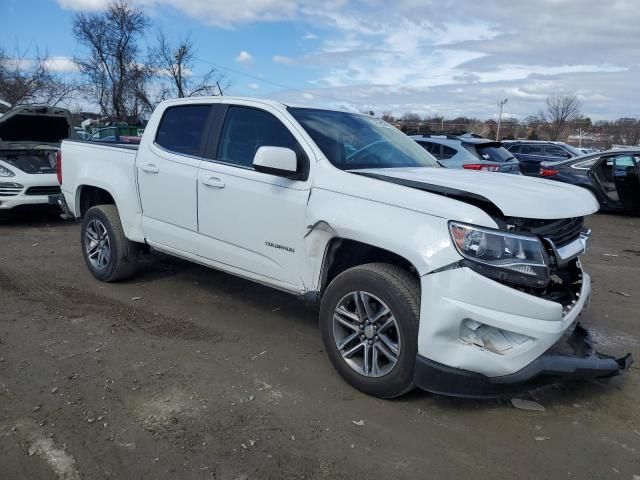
[
  {"left": 503, "top": 140, "right": 583, "bottom": 176},
  {"left": 57, "top": 97, "right": 631, "bottom": 398},
  {"left": 0, "top": 100, "right": 11, "bottom": 118},
  {"left": 87, "top": 127, "right": 142, "bottom": 144},
  {"left": 0, "top": 105, "right": 73, "bottom": 213},
  {"left": 410, "top": 134, "right": 521, "bottom": 174},
  {"left": 539, "top": 149, "right": 640, "bottom": 214}
]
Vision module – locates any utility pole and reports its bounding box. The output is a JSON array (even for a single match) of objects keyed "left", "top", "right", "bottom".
[
  {"left": 496, "top": 98, "right": 508, "bottom": 140},
  {"left": 577, "top": 128, "right": 583, "bottom": 148}
]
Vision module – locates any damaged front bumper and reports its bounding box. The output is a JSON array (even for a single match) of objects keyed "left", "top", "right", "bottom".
[{"left": 414, "top": 323, "right": 633, "bottom": 398}]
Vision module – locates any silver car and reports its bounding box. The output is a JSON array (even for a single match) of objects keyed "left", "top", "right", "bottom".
[{"left": 410, "top": 134, "right": 521, "bottom": 174}]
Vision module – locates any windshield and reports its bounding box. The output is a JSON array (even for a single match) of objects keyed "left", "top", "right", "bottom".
[
  {"left": 560, "top": 143, "right": 583, "bottom": 157},
  {"left": 288, "top": 108, "right": 439, "bottom": 170}
]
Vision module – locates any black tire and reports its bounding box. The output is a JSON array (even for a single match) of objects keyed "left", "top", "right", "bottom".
[
  {"left": 81, "top": 204, "right": 140, "bottom": 282},
  {"left": 319, "top": 263, "right": 420, "bottom": 398}
]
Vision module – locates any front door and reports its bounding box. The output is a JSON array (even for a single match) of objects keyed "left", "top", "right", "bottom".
[
  {"left": 137, "top": 104, "right": 211, "bottom": 252},
  {"left": 197, "top": 104, "right": 311, "bottom": 289},
  {"left": 613, "top": 154, "right": 640, "bottom": 213}
]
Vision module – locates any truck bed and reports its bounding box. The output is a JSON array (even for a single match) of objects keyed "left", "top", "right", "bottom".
[{"left": 60, "top": 139, "right": 143, "bottom": 241}]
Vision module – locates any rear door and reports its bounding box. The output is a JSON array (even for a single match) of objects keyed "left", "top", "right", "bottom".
[
  {"left": 613, "top": 154, "right": 640, "bottom": 213},
  {"left": 196, "top": 104, "right": 312, "bottom": 289},
  {"left": 516, "top": 144, "right": 545, "bottom": 175},
  {"left": 137, "top": 104, "right": 212, "bottom": 253}
]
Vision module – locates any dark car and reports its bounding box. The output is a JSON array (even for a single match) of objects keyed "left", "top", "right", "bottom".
[
  {"left": 503, "top": 140, "right": 583, "bottom": 176},
  {"left": 539, "top": 149, "right": 640, "bottom": 214}
]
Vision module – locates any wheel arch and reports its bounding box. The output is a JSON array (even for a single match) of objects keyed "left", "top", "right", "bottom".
[
  {"left": 75, "top": 184, "right": 117, "bottom": 219},
  {"left": 318, "top": 237, "right": 420, "bottom": 298}
]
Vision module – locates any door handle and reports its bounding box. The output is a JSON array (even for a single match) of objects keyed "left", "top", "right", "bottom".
[
  {"left": 202, "top": 177, "right": 225, "bottom": 188},
  {"left": 141, "top": 164, "right": 159, "bottom": 173}
]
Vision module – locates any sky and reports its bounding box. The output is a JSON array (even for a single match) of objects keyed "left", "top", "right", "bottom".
[{"left": 1, "top": 0, "right": 639, "bottom": 120}]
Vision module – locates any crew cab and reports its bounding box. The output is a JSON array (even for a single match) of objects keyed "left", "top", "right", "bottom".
[
  {"left": 0, "top": 105, "right": 73, "bottom": 212},
  {"left": 57, "top": 97, "right": 632, "bottom": 398}
]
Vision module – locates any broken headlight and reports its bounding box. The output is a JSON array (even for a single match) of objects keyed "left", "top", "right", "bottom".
[
  {"left": 449, "top": 221, "right": 549, "bottom": 287},
  {"left": 0, "top": 164, "right": 15, "bottom": 177}
]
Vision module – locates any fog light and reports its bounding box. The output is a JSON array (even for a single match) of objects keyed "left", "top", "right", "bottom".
[{"left": 460, "top": 319, "right": 532, "bottom": 354}]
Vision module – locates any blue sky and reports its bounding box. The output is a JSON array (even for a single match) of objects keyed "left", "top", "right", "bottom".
[{"left": 2, "top": 0, "right": 639, "bottom": 120}]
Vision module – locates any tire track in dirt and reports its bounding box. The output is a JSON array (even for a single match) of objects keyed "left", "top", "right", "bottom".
[{"left": 0, "top": 265, "right": 219, "bottom": 342}]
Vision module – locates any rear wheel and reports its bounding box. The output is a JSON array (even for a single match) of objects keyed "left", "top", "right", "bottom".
[
  {"left": 81, "top": 205, "right": 140, "bottom": 282},
  {"left": 319, "top": 263, "right": 420, "bottom": 398}
]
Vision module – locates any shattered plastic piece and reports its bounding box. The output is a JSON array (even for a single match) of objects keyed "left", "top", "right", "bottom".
[
  {"left": 510, "top": 398, "right": 546, "bottom": 412},
  {"left": 534, "top": 436, "right": 550, "bottom": 441},
  {"left": 352, "top": 419, "right": 365, "bottom": 426},
  {"left": 131, "top": 296, "right": 143, "bottom": 301}
]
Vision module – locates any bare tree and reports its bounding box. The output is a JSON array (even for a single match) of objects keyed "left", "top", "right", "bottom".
[
  {"left": 380, "top": 111, "right": 395, "bottom": 123},
  {"left": 612, "top": 118, "right": 640, "bottom": 146},
  {"left": 151, "top": 31, "right": 228, "bottom": 100},
  {"left": 537, "top": 94, "right": 582, "bottom": 141},
  {"left": 72, "top": 0, "right": 151, "bottom": 121},
  {"left": 401, "top": 112, "right": 421, "bottom": 123},
  {"left": 0, "top": 47, "right": 78, "bottom": 106}
]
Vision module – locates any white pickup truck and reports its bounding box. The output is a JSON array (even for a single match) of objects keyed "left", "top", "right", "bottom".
[{"left": 58, "top": 97, "right": 632, "bottom": 398}]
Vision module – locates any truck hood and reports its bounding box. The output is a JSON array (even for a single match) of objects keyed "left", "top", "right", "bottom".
[
  {"left": 353, "top": 167, "right": 599, "bottom": 220},
  {"left": 0, "top": 105, "right": 73, "bottom": 144}
]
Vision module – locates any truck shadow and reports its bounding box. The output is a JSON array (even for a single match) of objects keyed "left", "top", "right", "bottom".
[{"left": 0, "top": 206, "right": 70, "bottom": 228}]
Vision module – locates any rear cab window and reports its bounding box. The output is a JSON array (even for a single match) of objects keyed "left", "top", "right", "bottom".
[{"left": 155, "top": 105, "right": 211, "bottom": 156}]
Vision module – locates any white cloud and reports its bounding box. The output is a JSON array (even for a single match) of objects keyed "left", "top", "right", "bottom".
[
  {"left": 58, "top": 0, "right": 298, "bottom": 26},
  {"left": 57, "top": 0, "right": 107, "bottom": 10},
  {"left": 272, "top": 55, "right": 295, "bottom": 65},
  {"left": 247, "top": 83, "right": 260, "bottom": 89},
  {"left": 44, "top": 57, "right": 79, "bottom": 72},
  {"left": 235, "top": 50, "right": 253, "bottom": 66},
  {"left": 55, "top": 0, "right": 640, "bottom": 118}
]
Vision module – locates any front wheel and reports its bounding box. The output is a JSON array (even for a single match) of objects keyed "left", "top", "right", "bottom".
[
  {"left": 81, "top": 204, "right": 140, "bottom": 282},
  {"left": 319, "top": 263, "right": 420, "bottom": 398}
]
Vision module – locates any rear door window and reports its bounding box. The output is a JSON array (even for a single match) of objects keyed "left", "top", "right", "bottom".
[
  {"left": 545, "top": 145, "right": 570, "bottom": 158},
  {"left": 155, "top": 105, "right": 211, "bottom": 156},
  {"left": 521, "top": 144, "right": 544, "bottom": 155},
  {"left": 439, "top": 145, "right": 457, "bottom": 160}
]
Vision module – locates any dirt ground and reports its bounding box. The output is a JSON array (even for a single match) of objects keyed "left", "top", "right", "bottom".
[{"left": 0, "top": 209, "right": 639, "bottom": 480}]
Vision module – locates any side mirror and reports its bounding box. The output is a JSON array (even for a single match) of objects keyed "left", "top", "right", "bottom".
[{"left": 253, "top": 146, "right": 299, "bottom": 178}]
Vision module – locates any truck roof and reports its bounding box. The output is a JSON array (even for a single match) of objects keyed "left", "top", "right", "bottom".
[{"left": 157, "top": 96, "right": 355, "bottom": 114}]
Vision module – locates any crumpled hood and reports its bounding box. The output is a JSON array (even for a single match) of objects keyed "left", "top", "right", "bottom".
[{"left": 354, "top": 167, "right": 599, "bottom": 219}]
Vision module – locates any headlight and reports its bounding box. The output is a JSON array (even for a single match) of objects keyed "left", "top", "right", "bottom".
[
  {"left": 449, "top": 221, "right": 549, "bottom": 287},
  {"left": 0, "top": 164, "right": 15, "bottom": 177}
]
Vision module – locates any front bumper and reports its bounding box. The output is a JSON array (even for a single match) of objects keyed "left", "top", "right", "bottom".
[
  {"left": 0, "top": 173, "right": 60, "bottom": 210},
  {"left": 414, "top": 323, "right": 633, "bottom": 398}
]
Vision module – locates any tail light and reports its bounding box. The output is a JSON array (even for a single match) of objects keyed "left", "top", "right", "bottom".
[
  {"left": 539, "top": 167, "right": 559, "bottom": 177},
  {"left": 462, "top": 163, "right": 500, "bottom": 172},
  {"left": 56, "top": 150, "right": 62, "bottom": 185}
]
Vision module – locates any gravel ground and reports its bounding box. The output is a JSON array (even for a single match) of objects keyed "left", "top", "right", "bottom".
[{"left": 0, "top": 209, "right": 639, "bottom": 479}]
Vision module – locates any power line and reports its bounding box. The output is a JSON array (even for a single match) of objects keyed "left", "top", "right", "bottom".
[{"left": 192, "top": 56, "right": 372, "bottom": 107}]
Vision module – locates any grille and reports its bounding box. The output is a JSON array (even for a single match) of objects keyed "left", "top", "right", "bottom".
[
  {"left": 509, "top": 217, "right": 584, "bottom": 247},
  {"left": 0, "top": 182, "right": 24, "bottom": 197},
  {"left": 25, "top": 186, "right": 61, "bottom": 196}
]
